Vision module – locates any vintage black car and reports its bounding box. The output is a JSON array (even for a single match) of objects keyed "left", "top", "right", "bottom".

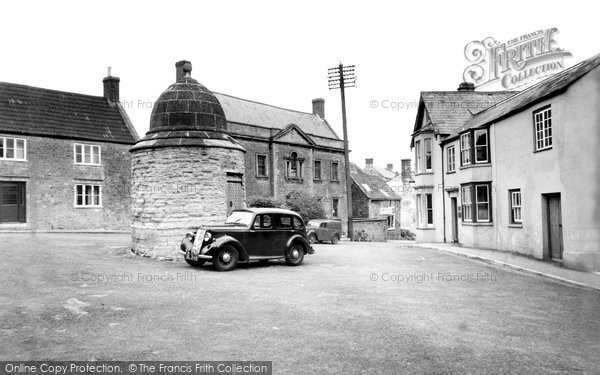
[
  {"left": 306, "top": 219, "right": 342, "bottom": 244},
  {"left": 179, "top": 208, "right": 314, "bottom": 271}
]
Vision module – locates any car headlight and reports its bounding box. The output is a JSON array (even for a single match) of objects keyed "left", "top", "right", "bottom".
[{"left": 204, "top": 232, "right": 212, "bottom": 242}]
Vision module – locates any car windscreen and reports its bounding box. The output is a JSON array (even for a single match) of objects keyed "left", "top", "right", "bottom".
[
  {"left": 307, "top": 220, "right": 320, "bottom": 227},
  {"left": 225, "top": 211, "right": 254, "bottom": 226}
]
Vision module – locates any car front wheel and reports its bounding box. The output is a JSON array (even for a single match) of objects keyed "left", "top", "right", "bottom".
[
  {"left": 308, "top": 233, "right": 317, "bottom": 244},
  {"left": 331, "top": 233, "right": 340, "bottom": 244},
  {"left": 285, "top": 244, "right": 305, "bottom": 266},
  {"left": 213, "top": 245, "right": 239, "bottom": 271}
]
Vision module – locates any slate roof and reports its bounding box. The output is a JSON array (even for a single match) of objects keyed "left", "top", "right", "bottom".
[
  {"left": 447, "top": 52, "right": 600, "bottom": 139},
  {"left": 214, "top": 93, "right": 340, "bottom": 140},
  {"left": 350, "top": 163, "right": 401, "bottom": 201},
  {"left": 416, "top": 91, "right": 516, "bottom": 135},
  {"left": 363, "top": 164, "right": 398, "bottom": 181},
  {"left": 0, "top": 82, "right": 138, "bottom": 144}
]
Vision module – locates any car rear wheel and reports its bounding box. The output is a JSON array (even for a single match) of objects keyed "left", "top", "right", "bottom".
[
  {"left": 308, "top": 233, "right": 317, "bottom": 244},
  {"left": 185, "top": 258, "right": 206, "bottom": 267},
  {"left": 285, "top": 243, "right": 305, "bottom": 266},
  {"left": 331, "top": 233, "right": 340, "bottom": 244},
  {"left": 213, "top": 245, "right": 239, "bottom": 271}
]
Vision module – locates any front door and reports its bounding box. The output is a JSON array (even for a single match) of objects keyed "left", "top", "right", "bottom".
[
  {"left": 546, "top": 194, "right": 563, "bottom": 260},
  {"left": 0, "top": 181, "right": 26, "bottom": 223},
  {"left": 450, "top": 197, "right": 459, "bottom": 243},
  {"left": 225, "top": 173, "right": 244, "bottom": 216}
]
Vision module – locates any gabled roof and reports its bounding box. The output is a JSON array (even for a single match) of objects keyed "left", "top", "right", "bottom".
[
  {"left": 214, "top": 93, "right": 340, "bottom": 140},
  {"left": 272, "top": 123, "right": 316, "bottom": 146},
  {"left": 0, "top": 82, "right": 138, "bottom": 144},
  {"left": 350, "top": 163, "right": 401, "bottom": 201},
  {"left": 363, "top": 164, "right": 398, "bottom": 181},
  {"left": 447, "top": 52, "right": 600, "bottom": 140},
  {"left": 413, "top": 91, "right": 516, "bottom": 136}
]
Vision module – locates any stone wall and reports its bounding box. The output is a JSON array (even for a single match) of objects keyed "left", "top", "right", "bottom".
[
  {"left": 130, "top": 146, "right": 245, "bottom": 259},
  {"left": 0, "top": 134, "right": 132, "bottom": 230},
  {"left": 353, "top": 218, "right": 387, "bottom": 242}
]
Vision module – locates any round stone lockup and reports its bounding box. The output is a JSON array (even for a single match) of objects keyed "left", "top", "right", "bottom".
[{"left": 130, "top": 60, "right": 246, "bottom": 259}]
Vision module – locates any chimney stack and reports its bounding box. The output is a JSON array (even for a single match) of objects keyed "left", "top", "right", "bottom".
[
  {"left": 103, "top": 67, "right": 120, "bottom": 102},
  {"left": 175, "top": 60, "right": 192, "bottom": 82},
  {"left": 312, "top": 98, "right": 325, "bottom": 118},
  {"left": 365, "top": 158, "right": 373, "bottom": 166},
  {"left": 457, "top": 82, "right": 475, "bottom": 92},
  {"left": 386, "top": 163, "right": 394, "bottom": 171}
]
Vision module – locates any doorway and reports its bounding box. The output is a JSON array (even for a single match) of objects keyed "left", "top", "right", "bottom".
[
  {"left": 226, "top": 173, "right": 244, "bottom": 216},
  {"left": 0, "top": 181, "right": 26, "bottom": 223},
  {"left": 450, "top": 197, "right": 459, "bottom": 243},
  {"left": 542, "top": 193, "right": 563, "bottom": 261}
]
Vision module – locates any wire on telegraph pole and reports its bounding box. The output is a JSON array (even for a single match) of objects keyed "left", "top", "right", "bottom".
[{"left": 328, "top": 62, "right": 356, "bottom": 240}]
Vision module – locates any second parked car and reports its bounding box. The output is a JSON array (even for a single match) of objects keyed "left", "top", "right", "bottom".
[{"left": 306, "top": 219, "right": 342, "bottom": 244}]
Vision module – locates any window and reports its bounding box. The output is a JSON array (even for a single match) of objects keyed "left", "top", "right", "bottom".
[
  {"left": 313, "top": 160, "right": 322, "bottom": 180},
  {"left": 460, "top": 133, "right": 471, "bottom": 165},
  {"left": 447, "top": 146, "right": 456, "bottom": 173},
  {"left": 292, "top": 216, "right": 304, "bottom": 230},
  {"left": 461, "top": 183, "right": 492, "bottom": 223},
  {"left": 332, "top": 198, "right": 339, "bottom": 218},
  {"left": 425, "top": 194, "right": 433, "bottom": 225},
  {"left": 256, "top": 154, "right": 268, "bottom": 177},
  {"left": 331, "top": 162, "right": 339, "bottom": 181},
  {"left": 510, "top": 189, "right": 522, "bottom": 224},
  {"left": 424, "top": 138, "right": 432, "bottom": 171},
  {"left": 461, "top": 185, "right": 472, "bottom": 222},
  {"left": 253, "top": 214, "right": 272, "bottom": 229},
  {"left": 277, "top": 216, "right": 293, "bottom": 229},
  {"left": 416, "top": 194, "right": 423, "bottom": 226},
  {"left": 0, "top": 137, "right": 27, "bottom": 161},
  {"left": 75, "top": 184, "right": 101, "bottom": 207},
  {"left": 74, "top": 144, "right": 101, "bottom": 165},
  {"left": 415, "top": 140, "right": 421, "bottom": 172},
  {"left": 474, "top": 129, "right": 488, "bottom": 163},
  {"left": 475, "top": 185, "right": 490, "bottom": 222},
  {"left": 534, "top": 106, "right": 552, "bottom": 151},
  {"left": 285, "top": 152, "right": 303, "bottom": 179}
]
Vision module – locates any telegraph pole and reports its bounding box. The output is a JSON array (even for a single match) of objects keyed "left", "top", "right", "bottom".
[{"left": 328, "top": 63, "right": 356, "bottom": 240}]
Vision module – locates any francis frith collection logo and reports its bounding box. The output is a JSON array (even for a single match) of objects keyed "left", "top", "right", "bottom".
[{"left": 463, "top": 28, "right": 572, "bottom": 90}]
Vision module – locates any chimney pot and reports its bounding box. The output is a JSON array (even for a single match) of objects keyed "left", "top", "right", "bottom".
[
  {"left": 457, "top": 81, "right": 475, "bottom": 92},
  {"left": 103, "top": 73, "right": 120, "bottom": 102},
  {"left": 312, "top": 98, "right": 325, "bottom": 118},
  {"left": 175, "top": 60, "right": 192, "bottom": 82},
  {"left": 365, "top": 158, "right": 373, "bottom": 166},
  {"left": 386, "top": 163, "right": 393, "bottom": 171}
]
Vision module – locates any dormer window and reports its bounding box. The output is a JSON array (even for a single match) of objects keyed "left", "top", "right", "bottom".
[{"left": 285, "top": 152, "right": 304, "bottom": 179}]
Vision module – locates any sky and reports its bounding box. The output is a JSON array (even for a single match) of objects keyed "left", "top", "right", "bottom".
[{"left": 0, "top": 0, "right": 596, "bottom": 170}]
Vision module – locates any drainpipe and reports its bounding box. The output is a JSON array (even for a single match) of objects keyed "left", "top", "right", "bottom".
[{"left": 440, "top": 135, "right": 446, "bottom": 243}]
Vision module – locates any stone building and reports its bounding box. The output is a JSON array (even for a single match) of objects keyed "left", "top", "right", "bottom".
[
  {"left": 362, "top": 158, "right": 416, "bottom": 231},
  {"left": 217, "top": 94, "right": 347, "bottom": 226},
  {"left": 130, "top": 61, "right": 246, "bottom": 258},
  {"left": 350, "top": 163, "right": 401, "bottom": 239},
  {"left": 410, "top": 52, "right": 600, "bottom": 272},
  {"left": 0, "top": 75, "right": 138, "bottom": 230}
]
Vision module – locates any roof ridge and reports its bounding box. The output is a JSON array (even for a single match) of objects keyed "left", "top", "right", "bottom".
[
  {"left": 0, "top": 81, "right": 107, "bottom": 101},
  {"left": 214, "top": 92, "right": 321, "bottom": 118},
  {"left": 470, "top": 52, "right": 600, "bottom": 119}
]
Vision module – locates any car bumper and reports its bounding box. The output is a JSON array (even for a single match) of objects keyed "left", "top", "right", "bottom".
[{"left": 307, "top": 245, "right": 315, "bottom": 255}]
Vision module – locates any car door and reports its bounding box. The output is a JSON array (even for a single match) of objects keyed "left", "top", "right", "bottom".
[
  {"left": 318, "top": 221, "right": 328, "bottom": 240},
  {"left": 271, "top": 214, "right": 294, "bottom": 256},
  {"left": 245, "top": 214, "right": 274, "bottom": 257}
]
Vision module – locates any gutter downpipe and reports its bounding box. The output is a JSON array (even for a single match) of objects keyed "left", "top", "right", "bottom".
[{"left": 440, "top": 134, "right": 446, "bottom": 243}]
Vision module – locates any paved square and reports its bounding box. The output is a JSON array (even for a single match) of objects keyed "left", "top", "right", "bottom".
[{"left": 1, "top": 234, "right": 599, "bottom": 373}]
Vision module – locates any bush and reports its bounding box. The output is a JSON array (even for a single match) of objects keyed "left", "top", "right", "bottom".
[
  {"left": 399, "top": 228, "right": 416, "bottom": 240},
  {"left": 285, "top": 191, "right": 326, "bottom": 223},
  {"left": 247, "top": 196, "right": 285, "bottom": 208}
]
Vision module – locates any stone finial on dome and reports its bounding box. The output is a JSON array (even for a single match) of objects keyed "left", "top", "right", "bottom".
[{"left": 175, "top": 60, "right": 192, "bottom": 82}]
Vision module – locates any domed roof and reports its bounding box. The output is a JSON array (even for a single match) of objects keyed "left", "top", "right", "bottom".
[{"left": 131, "top": 60, "right": 244, "bottom": 152}]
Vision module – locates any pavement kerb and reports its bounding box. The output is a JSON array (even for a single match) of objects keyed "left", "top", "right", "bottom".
[{"left": 406, "top": 244, "right": 600, "bottom": 292}]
